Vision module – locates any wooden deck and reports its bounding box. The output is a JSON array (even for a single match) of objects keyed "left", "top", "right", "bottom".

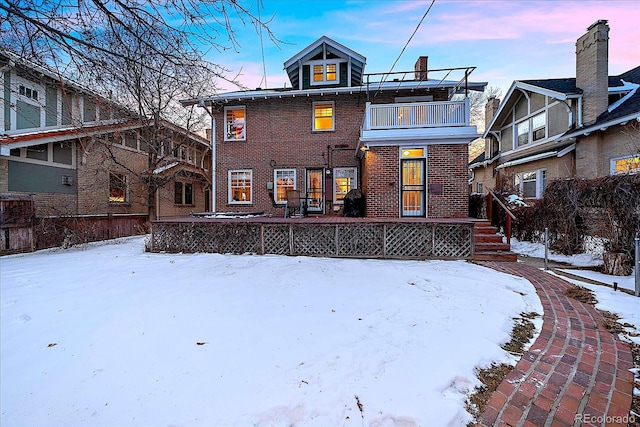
[{"left": 150, "top": 215, "right": 478, "bottom": 260}]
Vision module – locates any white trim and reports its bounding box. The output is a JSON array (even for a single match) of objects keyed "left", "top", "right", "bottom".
[
  {"left": 308, "top": 61, "right": 341, "bottom": 86},
  {"left": 496, "top": 151, "right": 557, "bottom": 170},
  {"left": 228, "top": 169, "right": 253, "bottom": 204},
  {"left": 273, "top": 168, "right": 297, "bottom": 204},
  {"left": 333, "top": 167, "right": 357, "bottom": 204},
  {"left": 514, "top": 169, "right": 547, "bottom": 199},
  {"left": 223, "top": 106, "right": 246, "bottom": 141},
  {"left": 312, "top": 101, "right": 335, "bottom": 131}
]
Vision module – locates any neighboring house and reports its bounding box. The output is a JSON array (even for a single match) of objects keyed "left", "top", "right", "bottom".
[
  {"left": 471, "top": 20, "right": 640, "bottom": 198},
  {"left": 0, "top": 50, "right": 212, "bottom": 222},
  {"left": 183, "top": 36, "right": 486, "bottom": 218}
]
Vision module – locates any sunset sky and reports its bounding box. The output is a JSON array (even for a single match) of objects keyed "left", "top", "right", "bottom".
[{"left": 207, "top": 0, "right": 640, "bottom": 97}]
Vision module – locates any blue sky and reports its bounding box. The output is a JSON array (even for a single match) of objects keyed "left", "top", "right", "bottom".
[{"left": 206, "top": 0, "right": 640, "bottom": 97}]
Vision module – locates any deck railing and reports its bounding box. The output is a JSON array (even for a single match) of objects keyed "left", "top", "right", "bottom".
[{"left": 363, "top": 99, "right": 470, "bottom": 130}]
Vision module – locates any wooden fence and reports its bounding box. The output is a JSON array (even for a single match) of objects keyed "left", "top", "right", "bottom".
[
  {"left": 34, "top": 214, "right": 149, "bottom": 250},
  {"left": 150, "top": 220, "right": 474, "bottom": 260},
  {"left": 1, "top": 197, "right": 36, "bottom": 255}
]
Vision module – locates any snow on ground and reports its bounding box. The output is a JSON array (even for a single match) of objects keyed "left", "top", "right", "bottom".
[
  {"left": 511, "top": 236, "right": 639, "bottom": 332},
  {"left": 0, "top": 236, "right": 543, "bottom": 427},
  {"left": 510, "top": 237, "right": 603, "bottom": 267}
]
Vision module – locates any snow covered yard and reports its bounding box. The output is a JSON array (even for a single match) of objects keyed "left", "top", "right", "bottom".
[{"left": 2, "top": 236, "right": 542, "bottom": 426}]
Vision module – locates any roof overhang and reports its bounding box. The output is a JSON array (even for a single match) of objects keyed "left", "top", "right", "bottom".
[
  {"left": 558, "top": 114, "right": 640, "bottom": 141},
  {"left": 483, "top": 80, "right": 582, "bottom": 138},
  {"left": 182, "top": 79, "right": 487, "bottom": 106},
  {"left": 495, "top": 144, "right": 575, "bottom": 170}
]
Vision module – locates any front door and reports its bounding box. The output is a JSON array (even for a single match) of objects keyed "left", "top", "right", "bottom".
[
  {"left": 306, "top": 169, "right": 324, "bottom": 213},
  {"left": 401, "top": 159, "right": 425, "bottom": 217}
]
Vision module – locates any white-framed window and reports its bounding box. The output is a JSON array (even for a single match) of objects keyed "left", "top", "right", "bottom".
[
  {"left": 9, "top": 141, "right": 74, "bottom": 167},
  {"left": 515, "top": 169, "right": 547, "bottom": 199},
  {"left": 313, "top": 101, "right": 334, "bottom": 131},
  {"left": 310, "top": 62, "right": 339, "bottom": 85},
  {"left": 109, "top": 172, "right": 129, "bottom": 203},
  {"left": 174, "top": 181, "right": 194, "bottom": 205},
  {"left": 274, "top": 169, "right": 296, "bottom": 203},
  {"left": 516, "top": 112, "right": 546, "bottom": 148},
  {"left": 18, "top": 84, "right": 39, "bottom": 101},
  {"left": 224, "top": 106, "right": 246, "bottom": 141},
  {"left": 610, "top": 155, "right": 640, "bottom": 175},
  {"left": 477, "top": 182, "right": 483, "bottom": 193},
  {"left": 228, "top": 169, "right": 252, "bottom": 204},
  {"left": 333, "top": 167, "right": 357, "bottom": 203}
]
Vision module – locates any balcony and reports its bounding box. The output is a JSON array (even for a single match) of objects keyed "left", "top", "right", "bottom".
[{"left": 359, "top": 99, "right": 480, "bottom": 145}]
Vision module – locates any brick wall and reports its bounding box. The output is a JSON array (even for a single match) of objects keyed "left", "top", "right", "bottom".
[
  {"left": 77, "top": 140, "right": 149, "bottom": 215},
  {"left": 576, "top": 20, "right": 609, "bottom": 125},
  {"left": 427, "top": 144, "right": 469, "bottom": 218},
  {"left": 212, "top": 95, "right": 365, "bottom": 215},
  {"left": 577, "top": 122, "right": 640, "bottom": 178},
  {"left": 363, "top": 146, "right": 399, "bottom": 218},
  {"left": 0, "top": 158, "right": 8, "bottom": 192}
]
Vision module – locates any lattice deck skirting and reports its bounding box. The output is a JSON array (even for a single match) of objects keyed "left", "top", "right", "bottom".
[{"left": 150, "top": 219, "right": 474, "bottom": 260}]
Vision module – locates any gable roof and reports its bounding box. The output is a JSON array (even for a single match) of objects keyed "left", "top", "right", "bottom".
[
  {"left": 484, "top": 65, "right": 640, "bottom": 138},
  {"left": 283, "top": 36, "right": 367, "bottom": 89},
  {"left": 483, "top": 78, "right": 583, "bottom": 136}
]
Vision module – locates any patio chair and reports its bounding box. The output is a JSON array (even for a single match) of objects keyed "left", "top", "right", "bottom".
[{"left": 285, "top": 189, "right": 302, "bottom": 218}]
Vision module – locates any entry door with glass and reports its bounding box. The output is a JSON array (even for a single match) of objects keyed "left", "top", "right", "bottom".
[
  {"left": 401, "top": 158, "right": 426, "bottom": 217},
  {"left": 306, "top": 169, "right": 324, "bottom": 213}
]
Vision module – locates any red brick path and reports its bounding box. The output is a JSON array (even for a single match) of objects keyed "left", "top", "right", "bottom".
[{"left": 477, "top": 262, "right": 635, "bottom": 427}]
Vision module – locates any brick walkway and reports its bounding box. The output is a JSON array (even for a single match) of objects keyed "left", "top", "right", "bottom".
[{"left": 477, "top": 262, "right": 635, "bottom": 427}]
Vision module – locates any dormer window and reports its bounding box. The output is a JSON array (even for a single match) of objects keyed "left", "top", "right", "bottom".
[{"left": 311, "top": 62, "right": 339, "bottom": 85}]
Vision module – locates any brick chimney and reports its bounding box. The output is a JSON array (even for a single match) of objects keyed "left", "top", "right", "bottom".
[
  {"left": 414, "top": 56, "right": 428, "bottom": 80},
  {"left": 484, "top": 97, "right": 501, "bottom": 156},
  {"left": 576, "top": 20, "right": 609, "bottom": 125}
]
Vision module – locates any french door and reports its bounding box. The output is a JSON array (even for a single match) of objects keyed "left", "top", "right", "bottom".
[
  {"left": 306, "top": 169, "right": 324, "bottom": 213},
  {"left": 401, "top": 159, "right": 425, "bottom": 217}
]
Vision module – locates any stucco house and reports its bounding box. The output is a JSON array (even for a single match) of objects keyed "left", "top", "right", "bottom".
[
  {"left": 470, "top": 20, "right": 640, "bottom": 198},
  {"left": 183, "top": 36, "right": 486, "bottom": 218},
  {"left": 1, "top": 50, "right": 212, "bottom": 251}
]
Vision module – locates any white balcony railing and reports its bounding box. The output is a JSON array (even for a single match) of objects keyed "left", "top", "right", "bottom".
[{"left": 362, "top": 99, "right": 470, "bottom": 131}]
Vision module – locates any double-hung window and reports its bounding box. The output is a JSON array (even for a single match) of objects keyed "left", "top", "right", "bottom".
[
  {"left": 109, "top": 172, "right": 128, "bottom": 203},
  {"left": 334, "top": 167, "right": 357, "bottom": 203},
  {"left": 175, "top": 182, "right": 194, "bottom": 205},
  {"left": 229, "top": 170, "right": 252, "bottom": 204},
  {"left": 313, "top": 102, "right": 334, "bottom": 131},
  {"left": 515, "top": 170, "right": 547, "bottom": 199},
  {"left": 516, "top": 112, "right": 546, "bottom": 148},
  {"left": 274, "top": 169, "right": 296, "bottom": 203},
  {"left": 311, "top": 63, "right": 338, "bottom": 85},
  {"left": 224, "top": 106, "right": 246, "bottom": 141}
]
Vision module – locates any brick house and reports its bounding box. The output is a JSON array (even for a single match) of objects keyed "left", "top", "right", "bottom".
[
  {"left": 183, "top": 36, "right": 486, "bottom": 218},
  {"left": 471, "top": 20, "right": 640, "bottom": 198},
  {"left": 1, "top": 50, "right": 211, "bottom": 223}
]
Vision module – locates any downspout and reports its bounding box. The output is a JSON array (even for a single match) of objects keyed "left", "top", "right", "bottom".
[
  {"left": 199, "top": 102, "right": 216, "bottom": 213},
  {"left": 211, "top": 115, "right": 216, "bottom": 213}
]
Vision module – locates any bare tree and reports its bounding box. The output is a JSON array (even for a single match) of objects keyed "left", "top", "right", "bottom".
[{"left": 1, "top": 0, "right": 279, "bottom": 219}]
